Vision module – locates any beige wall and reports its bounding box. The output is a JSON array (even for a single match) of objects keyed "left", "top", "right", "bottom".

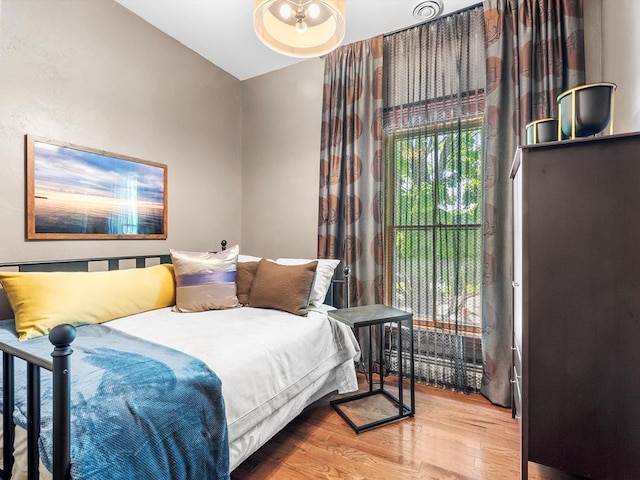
[
  {"left": 0, "top": 0, "right": 242, "bottom": 263},
  {"left": 600, "top": 0, "right": 640, "bottom": 133},
  {"left": 241, "top": 58, "right": 325, "bottom": 260},
  {"left": 242, "top": 5, "right": 640, "bottom": 263},
  {"left": 2, "top": 1, "right": 638, "bottom": 265},
  {"left": 584, "top": 0, "right": 602, "bottom": 84}
]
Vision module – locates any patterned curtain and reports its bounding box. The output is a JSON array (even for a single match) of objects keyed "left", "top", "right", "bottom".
[
  {"left": 481, "top": 0, "right": 585, "bottom": 406},
  {"left": 318, "top": 37, "right": 384, "bottom": 370},
  {"left": 318, "top": 36, "right": 384, "bottom": 306}
]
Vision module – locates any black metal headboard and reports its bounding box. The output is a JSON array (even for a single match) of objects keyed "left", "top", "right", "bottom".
[
  {"left": 0, "top": 254, "right": 171, "bottom": 273},
  {"left": 0, "top": 240, "right": 349, "bottom": 308},
  {"left": 324, "top": 266, "right": 351, "bottom": 308},
  {"left": 0, "top": 241, "right": 229, "bottom": 273}
]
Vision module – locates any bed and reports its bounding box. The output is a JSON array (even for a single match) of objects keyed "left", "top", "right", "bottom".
[{"left": 0, "top": 245, "right": 359, "bottom": 480}]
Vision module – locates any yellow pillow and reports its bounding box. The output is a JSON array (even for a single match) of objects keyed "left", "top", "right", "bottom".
[{"left": 0, "top": 264, "right": 176, "bottom": 340}]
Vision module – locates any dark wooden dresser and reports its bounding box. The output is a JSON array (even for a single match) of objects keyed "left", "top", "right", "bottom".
[{"left": 511, "top": 132, "right": 640, "bottom": 480}]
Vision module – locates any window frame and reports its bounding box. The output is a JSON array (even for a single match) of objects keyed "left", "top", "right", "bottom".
[{"left": 384, "top": 117, "right": 484, "bottom": 336}]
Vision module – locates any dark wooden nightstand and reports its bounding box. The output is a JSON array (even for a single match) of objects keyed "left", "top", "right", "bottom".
[{"left": 329, "top": 304, "right": 415, "bottom": 433}]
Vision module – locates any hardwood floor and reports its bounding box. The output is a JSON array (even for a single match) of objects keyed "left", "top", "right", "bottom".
[{"left": 231, "top": 375, "right": 584, "bottom": 480}]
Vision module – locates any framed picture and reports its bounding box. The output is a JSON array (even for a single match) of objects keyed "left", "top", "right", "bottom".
[{"left": 26, "top": 135, "right": 167, "bottom": 240}]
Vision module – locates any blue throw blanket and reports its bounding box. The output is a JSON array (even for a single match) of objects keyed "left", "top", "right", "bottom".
[{"left": 0, "top": 321, "right": 230, "bottom": 480}]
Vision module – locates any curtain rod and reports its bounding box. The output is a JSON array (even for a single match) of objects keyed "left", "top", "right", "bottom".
[{"left": 382, "top": 1, "right": 483, "bottom": 38}]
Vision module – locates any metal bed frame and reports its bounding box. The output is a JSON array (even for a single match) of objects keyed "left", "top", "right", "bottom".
[
  {"left": 0, "top": 252, "right": 173, "bottom": 480},
  {"left": 0, "top": 242, "right": 349, "bottom": 480}
]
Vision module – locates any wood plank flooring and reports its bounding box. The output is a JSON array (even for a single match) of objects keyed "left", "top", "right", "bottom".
[{"left": 231, "top": 375, "right": 584, "bottom": 480}]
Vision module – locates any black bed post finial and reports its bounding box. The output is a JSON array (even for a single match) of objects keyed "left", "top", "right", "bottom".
[
  {"left": 343, "top": 266, "right": 351, "bottom": 309},
  {"left": 49, "top": 324, "right": 76, "bottom": 480},
  {"left": 221, "top": 240, "right": 227, "bottom": 251}
]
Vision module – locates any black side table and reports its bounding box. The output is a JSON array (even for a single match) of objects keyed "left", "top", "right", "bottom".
[{"left": 329, "top": 304, "right": 415, "bottom": 433}]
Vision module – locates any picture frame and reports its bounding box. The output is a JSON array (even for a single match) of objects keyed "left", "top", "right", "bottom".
[{"left": 26, "top": 135, "right": 168, "bottom": 240}]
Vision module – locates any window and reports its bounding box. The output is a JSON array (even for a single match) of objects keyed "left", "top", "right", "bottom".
[{"left": 386, "top": 122, "right": 483, "bottom": 333}]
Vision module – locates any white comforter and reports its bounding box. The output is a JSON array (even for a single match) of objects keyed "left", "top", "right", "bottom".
[
  {"left": 4, "top": 305, "right": 360, "bottom": 478},
  {"left": 107, "top": 305, "right": 361, "bottom": 469}
]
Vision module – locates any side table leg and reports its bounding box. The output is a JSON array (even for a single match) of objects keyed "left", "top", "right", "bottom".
[
  {"left": 378, "top": 323, "right": 384, "bottom": 389},
  {"left": 409, "top": 317, "right": 415, "bottom": 415},
  {"left": 368, "top": 325, "right": 373, "bottom": 392},
  {"left": 397, "top": 319, "right": 404, "bottom": 417}
]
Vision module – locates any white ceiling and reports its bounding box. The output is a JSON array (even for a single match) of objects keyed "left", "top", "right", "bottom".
[{"left": 114, "top": 0, "right": 479, "bottom": 81}]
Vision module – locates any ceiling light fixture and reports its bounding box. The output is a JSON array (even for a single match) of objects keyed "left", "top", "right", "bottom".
[{"left": 253, "top": 0, "right": 346, "bottom": 58}]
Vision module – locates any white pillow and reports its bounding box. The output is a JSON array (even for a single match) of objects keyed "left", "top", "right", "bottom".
[
  {"left": 275, "top": 258, "right": 340, "bottom": 308},
  {"left": 238, "top": 254, "right": 263, "bottom": 263}
]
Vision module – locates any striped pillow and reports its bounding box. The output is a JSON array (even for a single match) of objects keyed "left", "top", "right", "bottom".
[{"left": 170, "top": 246, "right": 239, "bottom": 312}]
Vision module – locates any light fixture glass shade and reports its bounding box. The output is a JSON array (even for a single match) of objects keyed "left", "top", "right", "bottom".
[{"left": 253, "top": 0, "right": 346, "bottom": 58}]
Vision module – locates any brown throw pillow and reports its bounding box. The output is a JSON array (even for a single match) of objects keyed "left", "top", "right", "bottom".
[
  {"left": 249, "top": 259, "right": 318, "bottom": 316},
  {"left": 236, "top": 261, "right": 259, "bottom": 306}
]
